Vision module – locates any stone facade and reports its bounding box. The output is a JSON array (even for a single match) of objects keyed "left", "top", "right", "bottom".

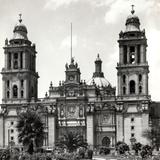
[{"left": 0, "top": 9, "right": 156, "bottom": 149}]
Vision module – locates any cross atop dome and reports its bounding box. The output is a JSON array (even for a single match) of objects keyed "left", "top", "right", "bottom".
[{"left": 19, "top": 13, "right": 22, "bottom": 23}]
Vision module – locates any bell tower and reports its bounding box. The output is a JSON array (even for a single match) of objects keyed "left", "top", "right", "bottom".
[
  {"left": 1, "top": 14, "right": 39, "bottom": 102},
  {"left": 117, "top": 6, "right": 149, "bottom": 96},
  {"left": 116, "top": 6, "right": 150, "bottom": 145}
]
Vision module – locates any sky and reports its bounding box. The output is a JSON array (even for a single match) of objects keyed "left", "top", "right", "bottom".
[{"left": 0, "top": 0, "right": 160, "bottom": 101}]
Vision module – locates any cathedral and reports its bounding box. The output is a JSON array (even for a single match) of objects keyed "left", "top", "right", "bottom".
[{"left": 0, "top": 7, "right": 153, "bottom": 149}]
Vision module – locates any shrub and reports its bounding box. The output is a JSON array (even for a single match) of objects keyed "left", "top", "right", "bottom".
[
  {"left": 115, "top": 141, "right": 129, "bottom": 154},
  {"left": 140, "top": 145, "right": 152, "bottom": 158},
  {"left": 132, "top": 142, "right": 142, "bottom": 155},
  {"left": 99, "top": 147, "right": 110, "bottom": 155}
]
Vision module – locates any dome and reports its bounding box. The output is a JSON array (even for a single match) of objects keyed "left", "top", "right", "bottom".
[
  {"left": 125, "top": 6, "right": 140, "bottom": 32},
  {"left": 87, "top": 77, "right": 111, "bottom": 88},
  {"left": 12, "top": 15, "right": 28, "bottom": 40}
]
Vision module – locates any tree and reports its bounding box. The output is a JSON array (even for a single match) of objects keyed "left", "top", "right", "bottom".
[
  {"left": 16, "top": 110, "right": 45, "bottom": 154},
  {"left": 56, "top": 132, "right": 88, "bottom": 152},
  {"left": 115, "top": 141, "right": 129, "bottom": 154},
  {"left": 140, "top": 145, "right": 152, "bottom": 158},
  {"left": 142, "top": 128, "right": 160, "bottom": 150},
  {"left": 132, "top": 142, "right": 142, "bottom": 155}
]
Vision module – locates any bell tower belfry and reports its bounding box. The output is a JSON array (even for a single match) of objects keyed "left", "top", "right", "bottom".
[
  {"left": 1, "top": 15, "right": 39, "bottom": 102},
  {"left": 116, "top": 6, "right": 150, "bottom": 145}
]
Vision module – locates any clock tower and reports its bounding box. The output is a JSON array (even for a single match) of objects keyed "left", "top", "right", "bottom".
[{"left": 65, "top": 57, "right": 81, "bottom": 84}]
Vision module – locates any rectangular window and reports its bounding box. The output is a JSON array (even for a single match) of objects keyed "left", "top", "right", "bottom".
[
  {"left": 131, "top": 126, "right": 135, "bottom": 130},
  {"left": 11, "top": 129, "right": 14, "bottom": 133},
  {"left": 11, "top": 136, "right": 14, "bottom": 141},
  {"left": 11, "top": 121, "right": 14, "bottom": 125},
  {"left": 131, "top": 117, "right": 134, "bottom": 122},
  {"left": 131, "top": 133, "right": 135, "bottom": 137}
]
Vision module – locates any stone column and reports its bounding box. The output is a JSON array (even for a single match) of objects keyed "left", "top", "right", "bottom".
[
  {"left": 5, "top": 53, "right": 7, "bottom": 69},
  {"left": 143, "top": 74, "right": 148, "bottom": 95},
  {"left": 86, "top": 104, "right": 95, "bottom": 148},
  {"left": 0, "top": 115, "right": 4, "bottom": 147},
  {"left": 26, "top": 80, "right": 29, "bottom": 99},
  {"left": 117, "top": 75, "right": 121, "bottom": 95},
  {"left": 119, "top": 45, "right": 123, "bottom": 64},
  {"left": 135, "top": 46, "right": 138, "bottom": 63},
  {"left": 23, "top": 52, "right": 25, "bottom": 69},
  {"left": 140, "top": 45, "right": 145, "bottom": 63},
  {"left": 18, "top": 80, "right": 21, "bottom": 99},
  {"left": 142, "top": 111, "right": 149, "bottom": 144},
  {"left": 116, "top": 112, "right": 124, "bottom": 142},
  {"left": 11, "top": 53, "right": 14, "bottom": 69},
  {"left": 2, "top": 80, "right": 5, "bottom": 100},
  {"left": 127, "top": 46, "right": 130, "bottom": 64},
  {"left": 48, "top": 107, "right": 56, "bottom": 146}
]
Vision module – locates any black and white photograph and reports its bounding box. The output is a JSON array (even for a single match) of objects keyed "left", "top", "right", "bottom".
[{"left": 0, "top": 0, "right": 160, "bottom": 159}]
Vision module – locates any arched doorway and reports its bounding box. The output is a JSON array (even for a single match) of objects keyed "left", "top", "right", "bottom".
[{"left": 102, "top": 136, "right": 110, "bottom": 147}]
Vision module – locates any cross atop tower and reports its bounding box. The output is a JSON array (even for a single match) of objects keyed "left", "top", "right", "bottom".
[
  {"left": 19, "top": 13, "right": 22, "bottom": 23},
  {"left": 131, "top": 5, "right": 135, "bottom": 15},
  {"left": 70, "top": 22, "right": 73, "bottom": 63}
]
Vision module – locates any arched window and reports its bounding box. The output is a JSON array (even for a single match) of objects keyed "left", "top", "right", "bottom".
[
  {"left": 21, "top": 90, "right": 24, "bottom": 98},
  {"left": 123, "top": 75, "right": 126, "bottom": 84},
  {"left": 21, "top": 80, "right": 24, "bottom": 87},
  {"left": 7, "top": 80, "right": 10, "bottom": 88},
  {"left": 130, "top": 53, "right": 135, "bottom": 64},
  {"left": 7, "top": 91, "right": 10, "bottom": 98},
  {"left": 123, "top": 87, "right": 126, "bottom": 95},
  {"left": 13, "top": 85, "right": 18, "bottom": 98},
  {"left": 13, "top": 53, "right": 18, "bottom": 69},
  {"left": 129, "top": 46, "right": 135, "bottom": 64},
  {"left": 139, "top": 74, "right": 142, "bottom": 82},
  {"left": 139, "top": 86, "right": 142, "bottom": 94},
  {"left": 130, "top": 80, "right": 135, "bottom": 94}
]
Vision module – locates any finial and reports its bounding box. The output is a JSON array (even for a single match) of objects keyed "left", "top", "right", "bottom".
[
  {"left": 70, "top": 23, "right": 73, "bottom": 63},
  {"left": 131, "top": 5, "right": 135, "bottom": 15},
  {"left": 45, "top": 92, "right": 48, "bottom": 98},
  {"left": 97, "top": 54, "right": 100, "bottom": 58},
  {"left": 19, "top": 13, "right": 22, "bottom": 23}
]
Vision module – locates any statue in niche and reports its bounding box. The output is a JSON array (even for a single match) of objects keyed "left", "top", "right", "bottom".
[
  {"left": 102, "top": 114, "right": 111, "bottom": 124},
  {"left": 68, "top": 105, "right": 76, "bottom": 118},
  {"left": 60, "top": 108, "right": 64, "bottom": 117}
]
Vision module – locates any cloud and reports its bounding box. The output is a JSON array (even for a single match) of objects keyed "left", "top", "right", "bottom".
[
  {"left": 44, "top": 0, "right": 79, "bottom": 10},
  {"left": 60, "top": 35, "right": 77, "bottom": 49},
  {"left": 89, "top": 0, "right": 115, "bottom": 7},
  {"left": 147, "top": 29, "right": 160, "bottom": 100},
  {"left": 104, "top": 0, "right": 153, "bottom": 24}
]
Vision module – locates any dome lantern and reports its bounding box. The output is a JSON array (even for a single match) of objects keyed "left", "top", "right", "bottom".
[
  {"left": 125, "top": 5, "right": 140, "bottom": 32},
  {"left": 12, "top": 14, "right": 28, "bottom": 40}
]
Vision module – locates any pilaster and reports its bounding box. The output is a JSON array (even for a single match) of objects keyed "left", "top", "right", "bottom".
[{"left": 86, "top": 103, "right": 95, "bottom": 148}]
